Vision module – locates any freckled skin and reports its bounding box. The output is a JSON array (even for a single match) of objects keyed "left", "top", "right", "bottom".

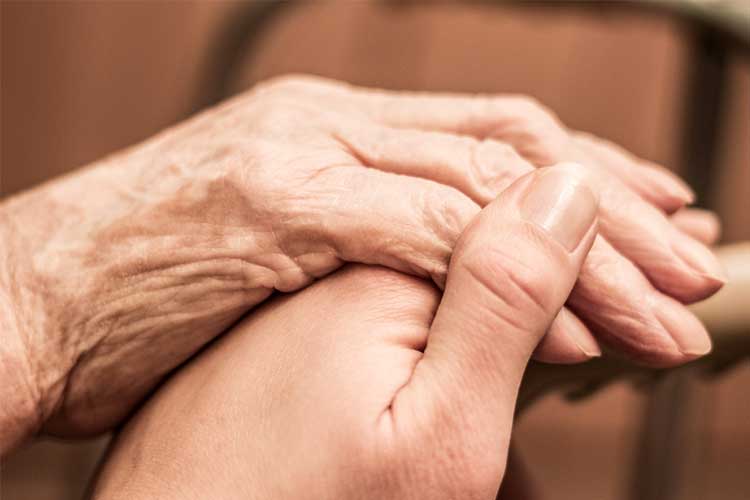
[{"left": 0, "top": 75, "right": 722, "bottom": 454}]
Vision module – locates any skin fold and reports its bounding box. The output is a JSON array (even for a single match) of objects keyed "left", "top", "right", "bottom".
[
  {"left": 90, "top": 167, "right": 598, "bottom": 500},
  {"left": 0, "top": 76, "right": 723, "bottom": 455}
]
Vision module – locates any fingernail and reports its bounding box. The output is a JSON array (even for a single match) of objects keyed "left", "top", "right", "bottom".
[
  {"left": 653, "top": 295, "right": 712, "bottom": 357},
  {"left": 521, "top": 166, "right": 598, "bottom": 251},
  {"left": 654, "top": 168, "right": 695, "bottom": 204},
  {"left": 559, "top": 309, "right": 602, "bottom": 357},
  {"left": 672, "top": 230, "right": 728, "bottom": 283},
  {"left": 676, "top": 183, "right": 695, "bottom": 205}
]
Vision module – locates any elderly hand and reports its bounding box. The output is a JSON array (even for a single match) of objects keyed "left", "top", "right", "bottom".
[
  {"left": 91, "top": 166, "right": 598, "bottom": 499},
  {"left": 264, "top": 76, "right": 724, "bottom": 365},
  {"left": 0, "top": 76, "right": 721, "bottom": 453}
]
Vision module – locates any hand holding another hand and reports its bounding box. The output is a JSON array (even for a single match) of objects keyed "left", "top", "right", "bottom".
[
  {"left": 0, "top": 76, "right": 723, "bottom": 453},
  {"left": 92, "top": 166, "right": 599, "bottom": 499}
]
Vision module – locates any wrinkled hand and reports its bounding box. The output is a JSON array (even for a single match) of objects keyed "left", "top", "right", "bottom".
[
  {"left": 266, "top": 75, "right": 724, "bottom": 366},
  {"left": 91, "top": 166, "right": 599, "bottom": 499},
  {"left": 0, "top": 76, "right": 722, "bottom": 451}
]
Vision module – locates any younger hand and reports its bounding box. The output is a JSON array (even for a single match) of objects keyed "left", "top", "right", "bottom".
[{"left": 92, "top": 166, "right": 598, "bottom": 499}]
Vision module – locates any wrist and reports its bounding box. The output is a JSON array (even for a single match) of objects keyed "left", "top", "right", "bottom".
[
  {"left": 0, "top": 239, "right": 42, "bottom": 455},
  {"left": 0, "top": 299, "right": 43, "bottom": 455},
  {"left": 0, "top": 205, "right": 59, "bottom": 455}
]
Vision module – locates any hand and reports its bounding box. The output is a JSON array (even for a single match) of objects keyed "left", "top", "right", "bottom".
[
  {"left": 90, "top": 166, "right": 599, "bottom": 499},
  {"left": 263, "top": 75, "right": 724, "bottom": 366},
  {"left": 0, "top": 76, "right": 721, "bottom": 452}
]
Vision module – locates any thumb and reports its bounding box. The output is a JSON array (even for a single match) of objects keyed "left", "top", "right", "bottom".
[{"left": 393, "top": 164, "right": 598, "bottom": 456}]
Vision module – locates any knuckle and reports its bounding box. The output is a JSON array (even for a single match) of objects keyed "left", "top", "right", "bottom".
[
  {"left": 413, "top": 187, "right": 479, "bottom": 284},
  {"left": 483, "top": 138, "right": 518, "bottom": 159},
  {"left": 506, "top": 96, "right": 568, "bottom": 164},
  {"left": 352, "top": 124, "right": 392, "bottom": 164},
  {"left": 530, "top": 124, "right": 568, "bottom": 160},
  {"left": 467, "top": 138, "right": 501, "bottom": 188},
  {"left": 470, "top": 139, "right": 533, "bottom": 193},
  {"left": 419, "top": 187, "right": 477, "bottom": 244},
  {"left": 246, "top": 101, "right": 315, "bottom": 138},
  {"left": 254, "top": 73, "right": 313, "bottom": 94},
  {"left": 254, "top": 74, "right": 347, "bottom": 99},
  {"left": 510, "top": 95, "right": 557, "bottom": 124},
  {"left": 572, "top": 130, "right": 598, "bottom": 146},
  {"left": 512, "top": 94, "right": 545, "bottom": 113},
  {"left": 252, "top": 100, "right": 300, "bottom": 125}
]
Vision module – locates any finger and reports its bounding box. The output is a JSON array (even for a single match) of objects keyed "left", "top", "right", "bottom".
[
  {"left": 339, "top": 92, "right": 721, "bottom": 300},
  {"left": 337, "top": 122, "right": 535, "bottom": 204},
  {"left": 263, "top": 78, "right": 568, "bottom": 162},
  {"left": 671, "top": 208, "right": 721, "bottom": 245},
  {"left": 353, "top": 91, "right": 695, "bottom": 215},
  {"left": 338, "top": 122, "right": 601, "bottom": 364},
  {"left": 335, "top": 124, "right": 713, "bottom": 363},
  {"left": 569, "top": 163, "right": 726, "bottom": 304},
  {"left": 389, "top": 166, "right": 598, "bottom": 464},
  {"left": 263, "top": 77, "right": 695, "bottom": 214},
  {"left": 336, "top": 126, "right": 601, "bottom": 364},
  {"left": 568, "top": 235, "right": 712, "bottom": 366},
  {"left": 533, "top": 307, "right": 601, "bottom": 364},
  {"left": 572, "top": 132, "right": 694, "bottom": 213},
  {"left": 310, "top": 165, "right": 480, "bottom": 288},
  {"left": 267, "top": 77, "right": 720, "bottom": 366},
  {"left": 336, "top": 123, "right": 712, "bottom": 363},
  {"left": 359, "top": 92, "right": 570, "bottom": 165},
  {"left": 261, "top": 77, "right": 546, "bottom": 136},
  {"left": 339, "top": 110, "right": 725, "bottom": 304}
]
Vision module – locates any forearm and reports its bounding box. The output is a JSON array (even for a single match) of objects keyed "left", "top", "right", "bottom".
[
  {"left": 0, "top": 151, "right": 280, "bottom": 440},
  {"left": 0, "top": 173, "right": 153, "bottom": 451}
]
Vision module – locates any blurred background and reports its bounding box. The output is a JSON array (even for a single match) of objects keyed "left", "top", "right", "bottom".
[{"left": 1, "top": 1, "right": 748, "bottom": 499}]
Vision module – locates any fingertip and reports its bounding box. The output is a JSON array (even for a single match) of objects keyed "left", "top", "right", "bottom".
[
  {"left": 671, "top": 208, "right": 722, "bottom": 245},
  {"left": 640, "top": 164, "right": 695, "bottom": 210},
  {"left": 670, "top": 228, "right": 728, "bottom": 287},
  {"left": 652, "top": 294, "right": 713, "bottom": 359},
  {"left": 644, "top": 263, "right": 726, "bottom": 305},
  {"left": 534, "top": 308, "right": 601, "bottom": 364},
  {"left": 654, "top": 192, "right": 691, "bottom": 215},
  {"left": 659, "top": 166, "right": 696, "bottom": 204},
  {"left": 642, "top": 225, "right": 727, "bottom": 303}
]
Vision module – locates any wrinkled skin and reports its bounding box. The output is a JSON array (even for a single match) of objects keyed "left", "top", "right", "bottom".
[
  {"left": 0, "top": 75, "right": 723, "bottom": 453},
  {"left": 91, "top": 167, "right": 598, "bottom": 500}
]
